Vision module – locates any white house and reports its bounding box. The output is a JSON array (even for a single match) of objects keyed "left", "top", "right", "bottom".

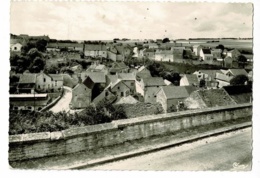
[
  {"left": 193, "top": 45, "right": 203, "bottom": 56},
  {"left": 11, "top": 43, "right": 22, "bottom": 52},
  {"left": 200, "top": 48, "right": 213, "bottom": 61}
]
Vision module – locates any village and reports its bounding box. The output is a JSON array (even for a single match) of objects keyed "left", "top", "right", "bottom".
[{"left": 9, "top": 34, "right": 253, "bottom": 134}]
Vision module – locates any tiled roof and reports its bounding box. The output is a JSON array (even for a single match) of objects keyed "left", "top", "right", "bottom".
[
  {"left": 84, "top": 44, "right": 107, "bottom": 51},
  {"left": 184, "top": 74, "right": 199, "bottom": 85},
  {"left": 202, "top": 48, "right": 211, "bottom": 54},
  {"left": 160, "top": 86, "right": 190, "bottom": 99},
  {"left": 215, "top": 73, "right": 232, "bottom": 82},
  {"left": 86, "top": 72, "right": 106, "bottom": 83},
  {"left": 19, "top": 74, "right": 37, "bottom": 84},
  {"left": 49, "top": 74, "right": 63, "bottom": 81},
  {"left": 118, "top": 73, "right": 135, "bottom": 81},
  {"left": 228, "top": 69, "right": 248, "bottom": 76},
  {"left": 143, "top": 77, "right": 165, "bottom": 87}
]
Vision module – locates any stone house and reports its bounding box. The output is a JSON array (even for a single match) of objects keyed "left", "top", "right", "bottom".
[
  {"left": 70, "top": 80, "right": 93, "bottom": 109},
  {"left": 193, "top": 45, "right": 203, "bottom": 56},
  {"left": 136, "top": 77, "right": 166, "bottom": 103},
  {"left": 223, "top": 56, "right": 233, "bottom": 68},
  {"left": 227, "top": 49, "right": 241, "bottom": 59},
  {"left": 200, "top": 48, "right": 213, "bottom": 62},
  {"left": 17, "top": 73, "right": 37, "bottom": 94},
  {"left": 193, "top": 70, "right": 221, "bottom": 88},
  {"left": 156, "top": 86, "right": 196, "bottom": 112},
  {"left": 180, "top": 74, "right": 199, "bottom": 87},
  {"left": 136, "top": 66, "right": 152, "bottom": 80},
  {"left": 155, "top": 50, "right": 174, "bottom": 62},
  {"left": 109, "top": 62, "right": 129, "bottom": 74},
  {"left": 84, "top": 44, "right": 107, "bottom": 58},
  {"left": 108, "top": 79, "right": 131, "bottom": 100},
  {"left": 36, "top": 72, "right": 63, "bottom": 93}
]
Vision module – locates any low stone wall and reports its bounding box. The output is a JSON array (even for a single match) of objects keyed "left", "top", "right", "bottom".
[{"left": 9, "top": 103, "right": 252, "bottom": 162}]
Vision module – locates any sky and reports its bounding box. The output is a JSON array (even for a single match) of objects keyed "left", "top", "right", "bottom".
[{"left": 10, "top": 2, "right": 253, "bottom": 40}]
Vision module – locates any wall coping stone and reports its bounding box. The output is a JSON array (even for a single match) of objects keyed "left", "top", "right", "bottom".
[{"left": 9, "top": 103, "right": 252, "bottom": 144}]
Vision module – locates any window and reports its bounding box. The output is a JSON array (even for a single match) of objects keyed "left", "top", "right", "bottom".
[
  {"left": 38, "top": 85, "right": 40, "bottom": 89},
  {"left": 105, "top": 91, "right": 108, "bottom": 96},
  {"left": 43, "top": 78, "right": 46, "bottom": 82},
  {"left": 131, "top": 82, "right": 134, "bottom": 86},
  {"left": 14, "top": 47, "right": 17, "bottom": 50},
  {"left": 55, "top": 81, "right": 57, "bottom": 86},
  {"left": 121, "top": 92, "right": 124, "bottom": 96},
  {"left": 118, "top": 86, "right": 120, "bottom": 90},
  {"left": 27, "top": 106, "right": 32, "bottom": 110}
]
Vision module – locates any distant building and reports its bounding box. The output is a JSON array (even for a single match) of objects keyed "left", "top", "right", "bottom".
[
  {"left": 227, "top": 49, "right": 241, "bottom": 59},
  {"left": 193, "top": 45, "right": 203, "bottom": 56},
  {"left": 17, "top": 73, "right": 37, "bottom": 94},
  {"left": 84, "top": 44, "right": 107, "bottom": 58},
  {"left": 200, "top": 48, "right": 213, "bottom": 61},
  {"left": 155, "top": 50, "right": 174, "bottom": 62},
  {"left": 156, "top": 86, "right": 196, "bottom": 112},
  {"left": 223, "top": 56, "right": 233, "bottom": 68},
  {"left": 10, "top": 43, "right": 22, "bottom": 52},
  {"left": 10, "top": 93, "right": 49, "bottom": 111},
  {"left": 109, "top": 62, "right": 129, "bottom": 74}
]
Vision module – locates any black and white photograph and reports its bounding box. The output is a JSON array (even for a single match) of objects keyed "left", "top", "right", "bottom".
[{"left": 2, "top": 0, "right": 260, "bottom": 176}]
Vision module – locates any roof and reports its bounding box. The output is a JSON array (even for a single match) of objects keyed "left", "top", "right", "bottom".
[
  {"left": 19, "top": 74, "right": 37, "bottom": 84},
  {"left": 49, "top": 74, "right": 63, "bottom": 81},
  {"left": 202, "top": 48, "right": 211, "bottom": 54},
  {"left": 10, "top": 94, "right": 48, "bottom": 98},
  {"left": 195, "top": 70, "right": 222, "bottom": 80},
  {"left": 164, "top": 79, "right": 172, "bottom": 85},
  {"left": 144, "top": 48, "right": 156, "bottom": 53},
  {"left": 106, "top": 75, "right": 118, "bottom": 84},
  {"left": 84, "top": 44, "right": 107, "bottom": 51},
  {"left": 87, "top": 64, "right": 106, "bottom": 71},
  {"left": 110, "top": 79, "right": 130, "bottom": 89},
  {"left": 111, "top": 62, "right": 129, "bottom": 69},
  {"left": 155, "top": 50, "right": 173, "bottom": 55},
  {"left": 115, "top": 95, "right": 138, "bottom": 105},
  {"left": 215, "top": 73, "right": 232, "bottom": 82},
  {"left": 118, "top": 73, "right": 135, "bottom": 81},
  {"left": 193, "top": 44, "right": 202, "bottom": 48},
  {"left": 85, "top": 72, "right": 106, "bottom": 83},
  {"left": 47, "top": 42, "right": 83, "bottom": 48},
  {"left": 184, "top": 74, "right": 199, "bottom": 85},
  {"left": 137, "top": 66, "right": 146, "bottom": 72},
  {"left": 143, "top": 77, "right": 166, "bottom": 87},
  {"left": 160, "top": 86, "right": 190, "bottom": 99},
  {"left": 228, "top": 69, "right": 248, "bottom": 76}
]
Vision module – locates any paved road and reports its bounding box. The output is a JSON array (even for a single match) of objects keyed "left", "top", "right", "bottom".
[
  {"left": 49, "top": 86, "right": 72, "bottom": 113},
  {"left": 89, "top": 128, "right": 252, "bottom": 171}
]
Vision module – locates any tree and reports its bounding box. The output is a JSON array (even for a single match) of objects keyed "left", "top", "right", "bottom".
[
  {"left": 29, "top": 57, "right": 46, "bottom": 73},
  {"left": 27, "top": 48, "right": 42, "bottom": 61},
  {"left": 237, "top": 55, "right": 247, "bottom": 68},
  {"left": 44, "top": 64, "right": 59, "bottom": 74},
  {"left": 35, "top": 39, "right": 48, "bottom": 52},
  {"left": 216, "top": 44, "right": 225, "bottom": 53},
  {"left": 230, "top": 75, "right": 249, "bottom": 86},
  {"left": 162, "top": 38, "right": 170, "bottom": 43},
  {"left": 199, "top": 79, "right": 206, "bottom": 88}
]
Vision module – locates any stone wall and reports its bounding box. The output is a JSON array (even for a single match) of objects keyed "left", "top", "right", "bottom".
[{"left": 9, "top": 103, "right": 252, "bottom": 162}]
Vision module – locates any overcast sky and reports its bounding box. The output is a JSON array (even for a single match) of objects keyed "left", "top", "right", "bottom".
[{"left": 10, "top": 2, "right": 253, "bottom": 40}]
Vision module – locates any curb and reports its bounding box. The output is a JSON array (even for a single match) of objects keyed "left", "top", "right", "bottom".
[{"left": 67, "top": 121, "right": 252, "bottom": 170}]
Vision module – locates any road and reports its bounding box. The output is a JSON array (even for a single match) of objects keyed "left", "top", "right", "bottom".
[
  {"left": 89, "top": 128, "right": 252, "bottom": 171},
  {"left": 49, "top": 86, "right": 72, "bottom": 113}
]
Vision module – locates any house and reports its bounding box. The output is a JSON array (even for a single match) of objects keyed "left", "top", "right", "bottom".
[
  {"left": 108, "top": 79, "right": 131, "bottom": 100},
  {"left": 171, "top": 46, "right": 185, "bottom": 54},
  {"left": 84, "top": 44, "right": 107, "bottom": 58},
  {"left": 143, "top": 48, "right": 156, "bottom": 60},
  {"left": 136, "top": 66, "right": 152, "bottom": 79},
  {"left": 117, "top": 73, "right": 136, "bottom": 93},
  {"left": 180, "top": 74, "right": 199, "bottom": 87},
  {"left": 46, "top": 42, "right": 83, "bottom": 52},
  {"left": 193, "top": 45, "right": 203, "bottom": 56},
  {"left": 156, "top": 86, "right": 196, "bottom": 112},
  {"left": 211, "top": 48, "right": 222, "bottom": 59},
  {"left": 136, "top": 77, "right": 166, "bottom": 103},
  {"left": 17, "top": 73, "right": 37, "bottom": 94},
  {"left": 70, "top": 80, "right": 93, "bottom": 109},
  {"left": 108, "top": 45, "right": 132, "bottom": 62},
  {"left": 10, "top": 43, "right": 23, "bottom": 52},
  {"left": 193, "top": 70, "right": 222, "bottom": 88},
  {"left": 225, "top": 69, "right": 248, "bottom": 77},
  {"left": 86, "top": 62, "right": 108, "bottom": 74},
  {"left": 109, "top": 62, "right": 129, "bottom": 74},
  {"left": 10, "top": 93, "right": 49, "bottom": 111},
  {"left": 215, "top": 73, "right": 233, "bottom": 87},
  {"left": 223, "top": 56, "right": 233, "bottom": 68},
  {"left": 36, "top": 72, "right": 63, "bottom": 93},
  {"left": 227, "top": 49, "right": 241, "bottom": 59},
  {"left": 155, "top": 50, "right": 174, "bottom": 62},
  {"left": 199, "top": 48, "right": 213, "bottom": 62}
]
